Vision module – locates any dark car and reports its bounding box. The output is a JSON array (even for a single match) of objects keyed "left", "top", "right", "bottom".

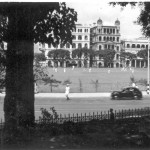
[{"left": 111, "top": 87, "right": 143, "bottom": 100}]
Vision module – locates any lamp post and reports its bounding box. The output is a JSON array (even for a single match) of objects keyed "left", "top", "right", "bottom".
[{"left": 147, "top": 38, "right": 150, "bottom": 94}]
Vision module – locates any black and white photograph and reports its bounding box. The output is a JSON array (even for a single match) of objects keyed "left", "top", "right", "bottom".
[{"left": 0, "top": 0, "right": 150, "bottom": 149}]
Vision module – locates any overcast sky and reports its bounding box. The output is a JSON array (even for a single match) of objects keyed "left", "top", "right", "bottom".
[{"left": 66, "top": 0, "right": 143, "bottom": 40}]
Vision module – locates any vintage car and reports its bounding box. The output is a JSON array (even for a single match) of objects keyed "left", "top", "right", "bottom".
[{"left": 111, "top": 87, "right": 143, "bottom": 100}]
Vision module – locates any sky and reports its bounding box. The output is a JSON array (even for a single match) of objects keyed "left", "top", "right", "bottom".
[
  {"left": 66, "top": 0, "right": 144, "bottom": 40},
  {"left": 1, "top": 0, "right": 144, "bottom": 39}
]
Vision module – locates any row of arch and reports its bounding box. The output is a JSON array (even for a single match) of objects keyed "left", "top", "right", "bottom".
[
  {"left": 126, "top": 44, "right": 148, "bottom": 49},
  {"left": 47, "top": 59, "right": 148, "bottom": 68},
  {"left": 96, "top": 36, "right": 120, "bottom": 42},
  {"left": 73, "top": 35, "right": 89, "bottom": 40}
]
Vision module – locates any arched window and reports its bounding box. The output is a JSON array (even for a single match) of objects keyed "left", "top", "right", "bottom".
[
  {"left": 104, "top": 37, "right": 106, "bottom": 41},
  {"left": 110, "top": 37, "right": 112, "bottom": 41},
  {"left": 78, "top": 35, "right": 82, "bottom": 40},
  {"left": 99, "top": 45, "right": 101, "bottom": 50},
  {"left": 72, "top": 43, "right": 76, "bottom": 48},
  {"left": 127, "top": 44, "right": 130, "bottom": 48},
  {"left": 141, "top": 45, "right": 145, "bottom": 48},
  {"left": 85, "top": 36, "right": 88, "bottom": 40},
  {"left": 146, "top": 45, "right": 148, "bottom": 49},
  {"left": 85, "top": 43, "right": 88, "bottom": 48},
  {"left": 113, "top": 37, "right": 115, "bottom": 41},
  {"left": 107, "top": 37, "right": 109, "bottom": 41},
  {"left": 66, "top": 43, "right": 70, "bottom": 48},
  {"left": 137, "top": 44, "right": 140, "bottom": 48},
  {"left": 78, "top": 43, "right": 82, "bottom": 48},
  {"left": 99, "top": 36, "right": 101, "bottom": 41},
  {"left": 132, "top": 44, "right": 135, "bottom": 48},
  {"left": 110, "top": 29, "right": 112, "bottom": 34},
  {"left": 117, "top": 37, "right": 119, "bottom": 42},
  {"left": 72, "top": 35, "right": 76, "bottom": 40},
  {"left": 113, "top": 29, "right": 115, "bottom": 34},
  {"left": 116, "top": 54, "right": 119, "bottom": 60}
]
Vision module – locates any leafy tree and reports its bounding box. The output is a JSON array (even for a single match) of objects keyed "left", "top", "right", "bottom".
[
  {"left": 120, "top": 51, "right": 136, "bottom": 66},
  {"left": 34, "top": 52, "right": 46, "bottom": 62},
  {"left": 47, "top": 49, "right": 70, "bottom": 66},
  {"left": 42, "top": 75, "right": 61, "bottom": 92},
  {"left": 137, "top": 49, "right": 149, "bottom": 60},
  {"left": 96, "top": 49, "right": 116, "bottom": 67},
  {"left": 110, "top": 2, "right": 150, "bottom": 37},
  {"left": 72, "top": 47, "right": 95, "bottom": 67},
  {"left": 0, "top": 2, "right": 77, "bottom": 138}
]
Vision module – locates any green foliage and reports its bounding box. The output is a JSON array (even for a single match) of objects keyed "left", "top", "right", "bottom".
[
  {"left": 72, "top": 48, "right": 95, "bottom": 67},
  {"left": 33, "top": 61, "right": 48, "bottom": 82},
  {"left": 42, "top": 75, "right": 61, "bottom": 92},
  {"left": 63, "top": 79, "right": 72, "bottom": 85},
  {"left": 120, "top": 52, "right": 136, "bottom": 60},
  {"left": 39, "top": 107, "right": 59, "bottom": 120},
  {"left": 34, "top": 53, "right": 46, "bottom": 62},
  {"left": 47, "top": 49, "right": 70, "bottom": 60},
  {"left": 96, "top": 50, "right": 116, "bottom": 67},
  {"left": 137, "top": 49, "right": 149, "bottom": 60}
]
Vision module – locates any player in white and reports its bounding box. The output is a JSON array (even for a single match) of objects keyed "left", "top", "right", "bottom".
[{"left": 65, "top": 84, "right": 70, "bottom": 100}]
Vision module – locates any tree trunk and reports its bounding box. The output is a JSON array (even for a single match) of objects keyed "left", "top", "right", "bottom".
[{"left": 4, "top": 7, "right": 35, "bottom": 133}]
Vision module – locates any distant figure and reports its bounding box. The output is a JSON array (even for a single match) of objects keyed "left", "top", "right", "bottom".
[
  {"left": 132, "top": 82, "right": 136, "bottom": 87},
  {"left": 146, "top": 84, "right": 150, "bottom": 94},
  {"left": 72, "top": 65, "right": 75, "bottom": 70},
  {"left": 55, "top": 68, "right": 57, "bottom": 72},
  {"left": 108, "top": 69, "right": 110, "bottom": 74},
  {"left": 65, "top": 84, "right": 70, "bottom": 100},
  {"left": 64, "top": 67, "right": 66, "bottom": 73},
  {"left": 89, "top": 67, "right": 91, "bottom": 72},
  {"left": 110, "top": 108, "right": 115, "bottom": 122},
  {"left": 131, "top": 68, "right": 134, "bottom": 73}
]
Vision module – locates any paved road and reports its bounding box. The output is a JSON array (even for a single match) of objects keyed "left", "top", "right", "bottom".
[{"left": 0, "top": 93, "right": 150, "bottom": 120}]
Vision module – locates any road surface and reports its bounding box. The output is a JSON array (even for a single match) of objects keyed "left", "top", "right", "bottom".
[{"left": 0, "top": 94, "right": 150, "bottom": 120}]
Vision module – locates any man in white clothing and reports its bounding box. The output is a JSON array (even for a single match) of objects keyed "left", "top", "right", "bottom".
[{"left": 65, "top": 84, "right": 70, "bottom": 100}]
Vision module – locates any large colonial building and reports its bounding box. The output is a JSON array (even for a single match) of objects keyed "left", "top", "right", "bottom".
[
  {"left": 37, "top": 18, "right": 149, "bottom": 68},
  {"left": 122, "top": 37, "right": 148, "bottom": 68},
  {"left": 38, "top": 23, "right": 90, "bottom": 67},
  {"left": 90, "top": 18, "right": 121, "bottom": 68}
]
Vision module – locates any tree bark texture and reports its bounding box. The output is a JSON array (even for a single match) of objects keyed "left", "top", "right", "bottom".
[{"left": 4, "top": 6, "right": 35, "bottom": 131}]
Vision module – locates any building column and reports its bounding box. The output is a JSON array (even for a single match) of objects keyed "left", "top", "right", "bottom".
[
  {"left": 139, "top": 60, "right": 141, "bottom": 68},
  {"left": 64, "top": 61, "right": 66, "bottom": 68},
  {"left": 135, "top": 59, "right": 137, "bottom": 68}
]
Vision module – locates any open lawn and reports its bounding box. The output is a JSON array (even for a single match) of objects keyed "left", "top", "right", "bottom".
[{"left": 38, "top": 67, "right": 148, "bottom": 93}]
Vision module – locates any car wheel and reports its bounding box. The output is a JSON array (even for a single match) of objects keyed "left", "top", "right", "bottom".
[
  {"left": 134, "top": 95, "right": 141, "bottom": 100},
  {"left": 134, "top": 95, "right": 138, "bottom": 99},
  {"left": 114, "top": 95, "right": 119, "bottom": 100}
]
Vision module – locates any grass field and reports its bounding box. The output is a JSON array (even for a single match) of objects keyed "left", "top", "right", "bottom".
[{"left": 37, "top": 67, "right": 148, "bottom": 93}]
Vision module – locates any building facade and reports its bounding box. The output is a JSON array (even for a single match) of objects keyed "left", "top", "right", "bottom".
[
  {"left": 38, "top": 23, "right": 90, "bottom": 67},
  {"left": 90, "top": 18, "right": 121, "bottom": 68},
  {"left": 122, "top": 37, "right": 148, "bottom": 68}
]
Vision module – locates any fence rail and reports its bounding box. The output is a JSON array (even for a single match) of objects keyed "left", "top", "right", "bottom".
[
  {"left": 35, "top": 107, "right": 150, "bottom": 124},
  {"left": 0, "top": 107, "right": 150, "bottom": 128}
]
